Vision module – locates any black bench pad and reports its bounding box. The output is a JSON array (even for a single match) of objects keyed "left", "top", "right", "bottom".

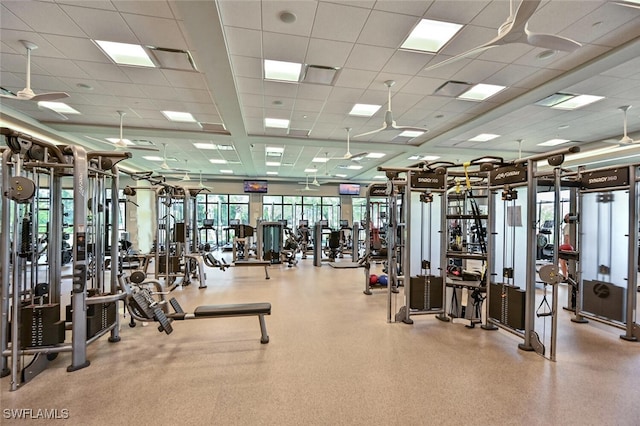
[{"left": 194, "top": 303, "right": 271, "bottom": 318}]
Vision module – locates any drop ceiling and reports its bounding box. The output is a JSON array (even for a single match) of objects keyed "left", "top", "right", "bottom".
[{"left": 1, "top": 0, "right": 640, "bottom": 184}]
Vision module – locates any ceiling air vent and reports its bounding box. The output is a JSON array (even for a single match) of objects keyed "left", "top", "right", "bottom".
[
  {"left": 199, "top": 122, "right": 230, "bottom": 135},
  {"left": 301, "top": 65, "right": 341, "bottom": 86},
  {"left": 147, "top": 47, "right": 198, "bottom": 72},
  {"left": 288, "top": 128, "right": 310, "bottom": 137},
  {"left": 433, "top": 80, "right": 473, "bottom": 97}
]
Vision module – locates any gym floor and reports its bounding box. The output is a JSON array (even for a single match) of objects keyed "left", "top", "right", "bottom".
[{"left": 2, "top": 255, "right": 640, "bottom": 425}]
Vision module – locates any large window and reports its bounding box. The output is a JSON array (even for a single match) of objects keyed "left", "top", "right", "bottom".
[
  {"left": 263, "top": 195, "right": 341, "bottom": 229},
  {"left": 196, "top": 194, "right": 250, "bottom": 245}
]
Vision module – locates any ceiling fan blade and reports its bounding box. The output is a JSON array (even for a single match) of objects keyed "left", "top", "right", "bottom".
[
  {"left": 352, "top": 124, "right": 388, "bottom": 139},
  {"left": 526, "top": 31, "right": 581, "bottom": 52},
  {"left": 345, "top": 151, "right": 368, "bottom": 160},
  {"left": 128, "top": 146, "right": 160, "bottom": 152},
  {"left": 424, "top": 44, "right": 498, "bottom": 72},
  {"left": 510, "top": 0, "right": 542, "bottom": 30},
  {"left": 390, "top": 125, "right": 429, "bottom": 134},
  {"left": 612, "top": 1, "right": 640, "bottom": 9},
  {"left": 30, "top": 92, "right": 70, "bottom": 102}
]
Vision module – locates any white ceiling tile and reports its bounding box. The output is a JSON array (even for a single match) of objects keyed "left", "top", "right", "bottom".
[
  {"left": 382, "top": 49, "right": 433, "bottom": 75},
  {"left": 264, "top": 80, "right": 298, "bottom": 97},
  {"left": 3, "top": 1, "right": 85, "bottom": 37},
  {"left": 59, "top": 4, "right": 137, "bottom": 42},
  {"left": 122, "top": 68, "right": 170, "bottom": 86},
  {"left": 334, "top": 68, "right": 377, "bottom": 89},
  {"left": 488, "top": 64, "right": 540, "bottom": 88},
  {"left": 121, "top": 14, "right": 188, "bottom": 49},
  {"left": 240, "top": 93, "right": 264, "bottom": 108},
  {"left": 305, "top": 38, "right": 353, "bottom": 68},
  {"left": 218, "top": 0, "right": 261, "bottom": 30},
  {"left": 345, "top": 44, "right": 395, "bottom": 71},
  {"left": 262, "top": 32, "right": 308, "bottom": 63},
  {"left": 451, "top": 59, "right": 505, "bottom": 82},
  {"left": 357, "top": 10, "right": 418, "bottom": 49},
  {"left": 112, "top": 0, "right": 174, "bottom": 18},
  {"left": 327, "top": 87, "right": 364, "bottom": 104},
  {"left": 264, "top": 95, "right": 296, "bottom": 109},
  {"left": 262, "top": 1, "right": 318, "bottom": 37},
  {"left": 0, "top": 4, "right": 32, "bottom": 31},
  {"left": 162, "top": 69, "right": 207, "bottom": 89},
  {"left": 426, "top": 0, "right": 491, "bottom": 25},
  {"left": 374, "top": 0, "right": 432, "bottom": 17},
  {"left": 311, "top": 2, "right": 371, "bottom": 43},
  {"left": 235, "top": 77, "right": 264, "bottom": 95},
  {"left": 297, "top": 83, "right": 332, "bottom": 100},
  {"left": 224, "top": 27, "right": 263, "bottom": 58},
  {"left": 401, "top": 76, "right": 446, "bottom": 96},
  {"left": 31, "top": 56, "right": 91, "bottom": 79},
  {"left": 75, "top": 61, "right": 131, "bottom": 82},
  {"left": 230, "top": 55, "right": 262, "bottom": 79}
]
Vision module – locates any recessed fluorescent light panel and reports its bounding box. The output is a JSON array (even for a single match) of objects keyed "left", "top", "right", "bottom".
[
  {"left": 551, "top": 94, "right": 604, "bottom": 110},
  {"left": 458, "top": 84, "right": 506, "bottom": 101},
  {"left": 106, "top": 137, "right": 132, "bottom": 145},
  {"left": 37, "top": 102, "right": 80, "bottom": 114},
  {"left": 94, "top": 40, "right": 155, "bottom": 67},
  {"left": 422, "top": 155, "right": 441, "bottom": 161},
  {"left": 408, "top": 155, "right": 421, "bottom": 160},
  {"left": 209, "top": 159, "right": 228, "bottom": 164},
  {"left": 349, "top": 104, "right": 381, "bottom": 117},
  {"left": 304, "top": 168, "right": 318, "bottom": 173},
  {"left": 335, "top": 174, "right": 348, "bottom": 178},
  {"left": 401, "top": 19, "right": 463, "bottom": 53},
  {"left": 374, "top": 175, "right": 386, "bottom": 179},
  {"left": 312, "top": 157, "right": 330, "bottom": 163},
  {"left": 366, "top": 153, "right": 386, "bottom": 159},
  {"left": 216, "top": 144, "right": 234, "bottom": 150},
  {"left": 266, "top": 161, "right": 281, "bottom": 166},
  {"left": 538, "top": 138, "right": 570, "bottom": 147},
  {"left": 469, "top": 133, "right": 500, "bottom": 142},
  {"left": 143, "top": 156, "right": 164, "bottom": 161},
  {"left": 347, "top": 165, "right": 363, "bottom": 170},
  {"left": 266, "top": 147, "right": 284, "bottom": 157},
  {"left": 266, "top": 171, "right": 278, "bottom": 175},
  {"left": 535, "top": 92, "right": 605, "bottom": 110},
  {"left": 398, "top": 130, "right": 425, "bottom": 138},
  {"left": 220, "top": 169, "right": 233, "bottom": 174},
  {"left": 265, "top": 118, "right": 290, "bottom": 129},
  {"left": 193, "top": 143, "right": 216, "bottom": 150},
  {"left": 264, "top": 59, "right": 302, "bottom": 82},
  {"left": 162, "top": 111, "right": 197, "bottom": 122}
]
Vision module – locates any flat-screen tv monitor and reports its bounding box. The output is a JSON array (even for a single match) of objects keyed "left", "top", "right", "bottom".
[
  {"left": 339, "top": 183, "right": 360, "bottom": 195},
  {"left": 229, "top": 219, "right": 240, "bottom": 225},
  {"left": 202, "top": 219, "right": 214, "bottom": 228},
  {"left": 244, "top": 180, "right": 268, "bottom": 193},
  {"left": 340, "top": 220, "right": 349, "bottom": 228},
  {"left": 279, "top": 219, "right": 288, "bottom": 227},
  {"left": 299, "top": 220, "right": 308, "bottom": 227}
]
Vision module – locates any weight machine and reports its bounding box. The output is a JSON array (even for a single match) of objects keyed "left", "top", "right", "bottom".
[
  {"left": 1, "top": 128, "right": 128, "bottom": 390},
  {"left": 571, "top": 163, "right": 639, "bottom": 341}
]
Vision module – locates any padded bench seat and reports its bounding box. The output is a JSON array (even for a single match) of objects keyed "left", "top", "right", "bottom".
[{"left": 194, "top": 302, "right": 271, "bottom": 318}]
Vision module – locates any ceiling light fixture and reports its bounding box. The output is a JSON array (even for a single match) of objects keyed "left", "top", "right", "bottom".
[
  {"left": 469, "top": 133, "right": 500, "bottom": 142},
  {"left": 220, "top": 169, "right": 233, "bottom": 174},
  {"left": 266, "top": 161, "right": 281, "bottom": 166},
  {"left": 349, "top": 104, "right": 381, "bottom": 117},
  {"left": 458, "top": 84, "right": 507, "bottom": 101},
  {"left": 398, "top": 130, "right": 425, "bottom": 138},
  {"left": 538, "top": 138, "right": 571, "bottom": 146},
  {"left": 209, "top": 159, "right": 228, "bottom": 164},
  {"left": 535, "top": 92, "right": 605, "bottom": 110},
  {"left": 94, "top": 40, "right": 155, "bottom": 67},
  {"left": 400, "top": 18, "right": 463, "bottom": 53},
  {"left": 366, "top": 152, "right": 386, "bottom": 159},
  {"left": 265, "top": 118, "right": 290, "bottom": 128},
  {"left": 37, "top": 101, "right": 80, "bottom": 115},
  {"left": 162, "top": 110, "right": 197, "bottom": 122},
  {"left": 264, "top": 59, "right": 302, "bottom": 82}
]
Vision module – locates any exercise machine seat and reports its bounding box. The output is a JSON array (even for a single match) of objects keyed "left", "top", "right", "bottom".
[{"left": 194, "top": 302, "right": 271, "bottom": 318}]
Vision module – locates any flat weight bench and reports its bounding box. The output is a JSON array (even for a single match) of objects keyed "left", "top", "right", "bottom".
[
  {"left": 203, "top": 253, "right": 271, "bottom": 279},
  {"left": 121, "top": 273, "right": 271, "bottom": 343},
  {"left": 168, "top": 301, "right": 271, "bottom": 344}
]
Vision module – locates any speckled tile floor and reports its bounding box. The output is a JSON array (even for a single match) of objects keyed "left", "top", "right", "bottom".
[{"left": 2, "top": 256, "right": 639, "bottom": 425}]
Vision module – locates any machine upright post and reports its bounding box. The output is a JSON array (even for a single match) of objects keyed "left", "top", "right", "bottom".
[
  {"left": 621, "top": 164, "right": 639, "bottom": 341},
  {"left": 519, "top": 159, "right": 537, "bottom": 351},
  {"left": 0, "top": 150, "right": 11, "bottom": 377}
]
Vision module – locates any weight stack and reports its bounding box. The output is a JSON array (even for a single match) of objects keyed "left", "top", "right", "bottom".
[
  {"left": 20, "top": 304, "right": 65, "bottom": 348},
  {"left": 86, "top": 302, "right": 117, "bottom": 338},
  {"left": 488, "top": 283, "right": 526, "bottom": 330},
  {"left": 410, "top": 275, "right": 443, "bottom": 310}
]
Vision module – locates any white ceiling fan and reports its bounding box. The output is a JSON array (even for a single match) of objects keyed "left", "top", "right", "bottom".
[
  {"left": 603, "top": 106, "right": 638, "bottom": 145},
  {"left": 0, "top": 40, "right": 69, "bottom": 102},
  {"left": 424, "top": 0, "right": 582, "bottom": 72},
  {"left": 297, "top": 175, "right": 319, "bottom": 192},
  {"left": 154, "top": 143, "right": 188, "bottom": 172},
  {"left": 86, "top": 111, "right": 159, "bottom": 151},
  {"left": 342, "top": 127, "right": 368, "bottom": 160},
  {"left": 353, "top": 80, "right": 429, "bottom": 139},
  {"left": 181, "top": 160, "right": 191, "bottom": 181},
  {"left": 298, "top": 169, "right": 322, "bottom": 187}
]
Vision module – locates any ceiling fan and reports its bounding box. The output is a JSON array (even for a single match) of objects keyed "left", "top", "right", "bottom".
[
  {"left": 353, "top": 80, "right": 429, "bottom": 139},
  {"left": 86, "top": 111, "right": 159, "bottom": 151},
  {"left": 0, "top": 40, "right": 69, "bottom": 102},
  {"left": 424, "top": 0, "right": 582, "bottom": 72},
  {"left": 154, "top": 143, "right": 188, "bottom": 172},
  {"left": 297, "top": 175, "right": 319, "bottom": 192},
  {"left": 181, "top": 160, "right": 192, "bottom": 181},
  {"left": 603, "top": 106, "right": 638, "bottom": 145},
  {"left": 342, "top": 127, "right": 367, "bottom": 160},
  {"left": 298, "top": 169, "right": 322, "bottom": 187}
]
